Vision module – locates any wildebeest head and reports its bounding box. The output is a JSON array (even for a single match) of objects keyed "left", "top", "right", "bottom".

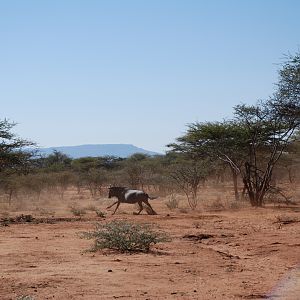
[{"left": 108, "top": 186, "right": 126, "bottom": 198}]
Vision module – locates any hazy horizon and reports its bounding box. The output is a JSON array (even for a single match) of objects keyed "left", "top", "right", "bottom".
[
  {"left": 1, "top": 0, "right": 300, "bottom": 153},
  {"left": 36, "top": 143, "right": 162, "bottom": 158}
]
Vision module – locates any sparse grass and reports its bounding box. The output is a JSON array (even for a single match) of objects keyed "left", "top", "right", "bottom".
[
  {"left": 0, "top": 211, "right": 10, "bottom": 218},
  {"left": 0, "top": 202, "right": 10, "bottom": 212},
  {"left": 95, "top": 209, "right": 106, "bottom": 218},
  {"left": 275, "top": 214, "right": 299, "bottom": 224},
  {"left": 165, "top": 194, "right": 180, "bottom": 210},
  {"left": 34, "top": 207, "right": 55, "bottom": 216},
  {"left": 206, "top": 196, "right": 225, "bottom": 211},
  {"left": 179, "top": 207, "right": 189, "bottom": 214},
  {"left": 81, "top": 220, "right": 171, "bottom": 253},
  {"left": 228, "top": 201, "right": 242, "bottom": 210},
  {"left": 70, "top": 206, "right": 86, "bottom": 217},
  {"left": 85, "top": 204, "right": 98, "bottom": 211}
]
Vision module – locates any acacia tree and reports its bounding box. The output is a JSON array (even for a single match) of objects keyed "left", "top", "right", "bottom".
[
  {"left": 0, "top": 119, "right": 35, "bottom": 205},
  {"left": 168, "top": 121, "right": 248, "bottom": 201},
  {"left": 235, "top": 52, "right": 300, "bottom": 206},
  {"left": 276, "top": 52, "right": 300, "bottom": 120},
  {"left": 234, "top": 101, "right": 298, "bottom": 206},
  {"left": 40, "top": 150, "right": 72, "bottom": 171},
  {"left": 168, "top": 52, "right": 300, "bottom": 207},
  {"left": 0, "top": 119, "right": 35, "bottom": 173}
]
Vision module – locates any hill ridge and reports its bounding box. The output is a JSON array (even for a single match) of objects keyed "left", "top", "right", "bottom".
[{"left": 37, "top": 143, "right": 160, "bottom": 158}]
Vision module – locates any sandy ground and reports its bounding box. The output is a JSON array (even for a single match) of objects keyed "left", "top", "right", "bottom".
[{"left": 0, "top": 195, "right": 299, "bottom": 300}]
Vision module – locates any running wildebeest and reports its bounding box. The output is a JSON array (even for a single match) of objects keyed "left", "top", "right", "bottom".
[{"left": 107, "top": 186, "right": 158, "bottom": 215}]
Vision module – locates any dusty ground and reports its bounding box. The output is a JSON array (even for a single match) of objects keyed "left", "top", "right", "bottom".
[{"left": 0, "top": 193, "right": 299, "bottom": 300}]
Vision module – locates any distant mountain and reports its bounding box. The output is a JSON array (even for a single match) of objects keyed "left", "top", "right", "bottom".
[{"left": 37, "top": 144, "right": 160, "bottom": 158}]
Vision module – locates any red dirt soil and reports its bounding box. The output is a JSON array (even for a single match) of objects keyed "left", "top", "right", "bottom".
[{"left": 0, "top": 201, "right": 299, "bottom": 300}]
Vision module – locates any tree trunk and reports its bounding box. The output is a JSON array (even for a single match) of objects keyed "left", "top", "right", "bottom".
[
  {"left": 243, "top": 162, "right": 274, "bottom": 207},
  {"left": 230, "top": 167, "right": 240, "bottom": 201},
  {"left": 243, "top": 162, "right": 258, "bottom": 206}
]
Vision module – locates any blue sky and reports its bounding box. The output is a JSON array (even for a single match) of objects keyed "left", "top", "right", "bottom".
[{"left": 1, "top": 0, "right": 299, "bottom": 153}]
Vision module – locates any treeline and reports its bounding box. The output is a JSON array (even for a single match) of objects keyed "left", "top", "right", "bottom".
[
  {"left": 0, "top": 146, "right": 212, "bottom": 207},
  {"left": 0, "top": 126, "right": 299, "bottom": 209},
  {"left": 0, "top": 52, "right": 299, "bottom": 208}
]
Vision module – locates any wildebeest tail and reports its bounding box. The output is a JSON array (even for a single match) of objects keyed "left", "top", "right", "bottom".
[{"left": 147, "top": 194, "right": 158, "bottom": 200}]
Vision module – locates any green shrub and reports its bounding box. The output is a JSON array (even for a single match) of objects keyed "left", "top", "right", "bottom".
[{"left": 81, "top": 220, "right": 170, "bottom": 253}]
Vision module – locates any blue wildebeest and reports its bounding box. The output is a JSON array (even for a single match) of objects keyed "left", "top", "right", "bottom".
[{"left": 107, "top": 186, "right": 158, "bottom": 215}]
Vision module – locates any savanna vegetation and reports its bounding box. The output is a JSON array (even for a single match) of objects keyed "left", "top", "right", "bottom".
[{"left": 0, "top": 53, "right": 299, "bottom": 211}]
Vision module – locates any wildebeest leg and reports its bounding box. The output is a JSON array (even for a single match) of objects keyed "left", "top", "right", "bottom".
[
  {"left": 112, "top": 201, "right": 120, "bottom": 215},
  {"left": 107, "top": 201, "right": 119, "bottom": 209},
  {"left": 137, "top": 201, "right": 143, "bottom": 214},
  {"left": 143, "top": 199, "right": 157, "bottom": 215}
]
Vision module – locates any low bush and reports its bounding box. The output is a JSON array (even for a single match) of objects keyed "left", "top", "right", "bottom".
[{"left": 81, "top": 220, "right": 170, "bottom": 253}]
